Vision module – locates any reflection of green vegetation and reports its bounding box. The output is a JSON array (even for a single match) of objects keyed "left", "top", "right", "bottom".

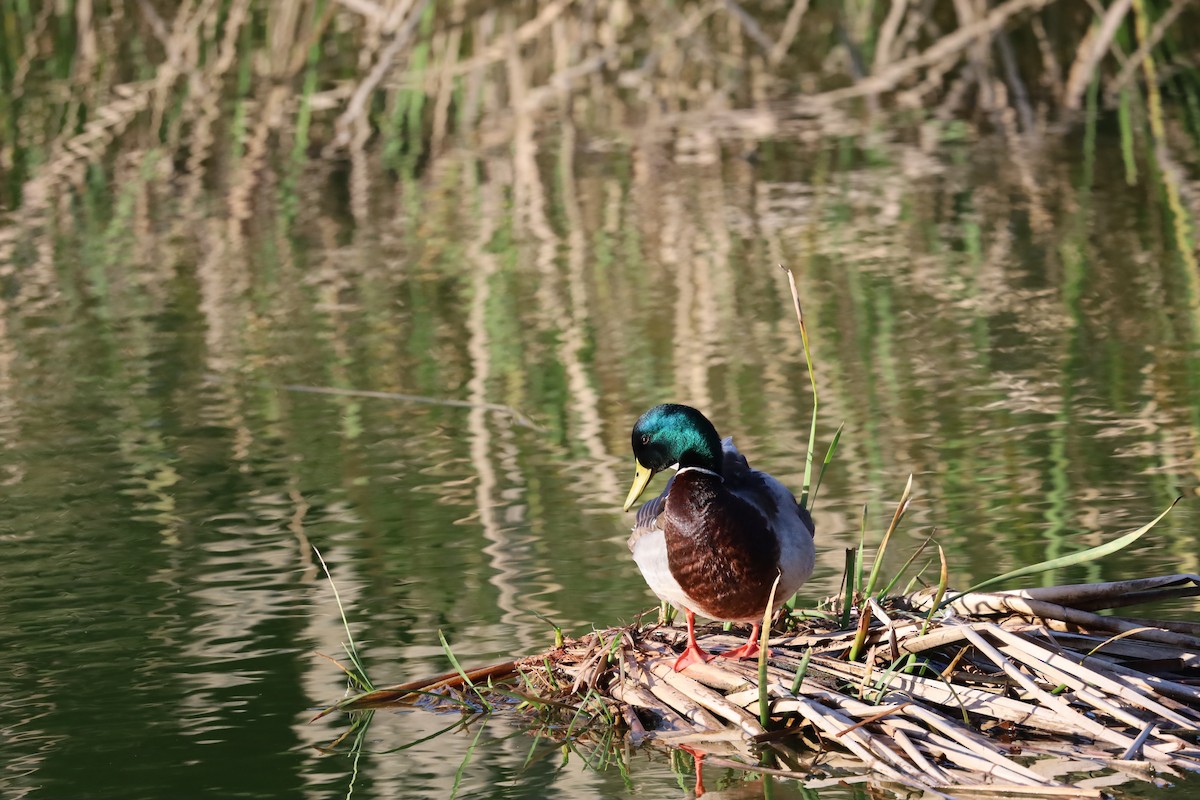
[
  {"left": 7, "top": 46, "right": 1198, "bottom": 597},
  {"left": 3, "top": 2, "right": 1198, "bottom": 209},
  {"left": 4, "top": 3, "right": 1200, "bottom": 797}
]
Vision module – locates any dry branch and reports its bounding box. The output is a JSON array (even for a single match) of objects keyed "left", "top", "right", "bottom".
[
  {"left": 810, "top": 0, "right": 1059, "bottom": 104},
  {"left": 1063, "top": 0, "right": 1133, "bottom": 110}
]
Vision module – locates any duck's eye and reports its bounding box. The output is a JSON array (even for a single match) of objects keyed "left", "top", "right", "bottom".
[{"left": 640, "top": 434, "right": 650, "bottom": 445}]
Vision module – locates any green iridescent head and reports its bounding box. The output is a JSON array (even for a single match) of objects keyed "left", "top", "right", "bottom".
[{"left": 622, "top": 404, "right": 722, "bottom": 511}]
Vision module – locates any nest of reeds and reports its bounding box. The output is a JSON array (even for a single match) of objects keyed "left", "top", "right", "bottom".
[{"left": 329, "top": 573, "right": 1200, "bottom": 798}]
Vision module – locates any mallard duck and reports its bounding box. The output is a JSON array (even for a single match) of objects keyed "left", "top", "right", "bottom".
[{"left": 623, "top": 404, "right": 816, "bottom": 671}]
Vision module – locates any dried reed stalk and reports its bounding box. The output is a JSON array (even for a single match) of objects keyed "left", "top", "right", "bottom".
[
  {"left": 336, "top": 576, "right": 1200, "bottom": 794},
  {"left": 1063, "top": 0, "right": 1133, "bottom": 110},
  {"left": 811, "top": 0, "right": 1059, "bottom": 103}
]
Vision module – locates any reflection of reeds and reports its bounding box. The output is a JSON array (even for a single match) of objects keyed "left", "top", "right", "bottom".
[
  {"left": 466, "top": 165, "right": 545, "bottom": 651},
  {"left": 5, "top": 2, "right": 1197, "bottom": 359},
  {"left": 8, "top": 2, "right": 1198, "bottom": 205},
  {"left": 4, "top": 0, "right": 1200, "bottom": 719}
]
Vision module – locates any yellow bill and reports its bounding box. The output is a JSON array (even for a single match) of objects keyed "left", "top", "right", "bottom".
[{"left": 623, "top": 460, "right": 654, "bottom": 512}]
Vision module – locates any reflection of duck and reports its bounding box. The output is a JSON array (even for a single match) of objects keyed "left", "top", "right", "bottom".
[{"left": 623, "top": 404, "right": 816, "bottom": 671}]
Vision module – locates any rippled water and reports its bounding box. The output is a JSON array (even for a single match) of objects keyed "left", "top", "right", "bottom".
[{"left": 3, "top": 122, "right": 1200, "bottom": 799}]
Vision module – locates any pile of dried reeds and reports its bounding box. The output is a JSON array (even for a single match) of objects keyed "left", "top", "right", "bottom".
[{"left": 332, "top": 574, "right": 1200, "bottom": 798}]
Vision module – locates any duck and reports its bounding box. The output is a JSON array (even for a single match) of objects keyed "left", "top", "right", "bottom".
[{"left": 622, "top": 403, "right": 815, "bottom": 672}]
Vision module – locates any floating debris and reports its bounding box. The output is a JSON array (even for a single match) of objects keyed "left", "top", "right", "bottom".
[{"left": 329, "top": 574, "right": 1200, "bottom": 798}]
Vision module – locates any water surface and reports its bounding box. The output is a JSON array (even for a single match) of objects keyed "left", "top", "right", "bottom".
[{"left": 3, "top": 116, "right": 1200, "bottom": 799}]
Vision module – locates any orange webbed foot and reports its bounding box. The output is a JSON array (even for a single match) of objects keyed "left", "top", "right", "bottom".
[
  {"left": 716, "top": 640, "right": 761, "bottom": 661},
  {"left": 673, "top": 640, "right": 715, "bottom": 671},
  {"left": 716, "top": 623, "right": 765, "bottom": 661}
]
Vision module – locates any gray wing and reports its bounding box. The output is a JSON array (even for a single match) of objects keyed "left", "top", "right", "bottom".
[
  {"left": 628, "top": 473, "right": 674, "bottom": 550},
  {"left": 723, "top": 437, "right": 815, "bottom": 538},
  {"left": 721, "top": 436, "right": 751, "bottom": 482}
]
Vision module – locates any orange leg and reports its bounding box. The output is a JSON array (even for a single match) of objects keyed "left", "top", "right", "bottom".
[
  {"left": 717, "top": 623, "right": 763, "bottom": 661},
  {"left": 679, "top": 744, "right": 706, "bottom": 797},
  {"left": 673, "top": 609, "right": 715, "bottom": 671}
]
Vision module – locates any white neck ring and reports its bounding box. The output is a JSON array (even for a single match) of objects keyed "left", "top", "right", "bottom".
[{"left": 676, "top": 466, "right": 723, "bottom": 481}]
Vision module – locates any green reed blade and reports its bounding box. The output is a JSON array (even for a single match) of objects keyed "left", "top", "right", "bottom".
[
  {"left": 313, "top": 545, "right": 374, "bottom": 692},
  {"left": 847, "top": 598, "right": 872, "bottom": 663},
  {"left": 809, "top": 422, "right": 843, "bottom": 511},
  {"left": 878, "top": 531, "right": 936, "bottom": 600},
  {"left": 938, "top": 498, "right": 1179, "bottom": 610},
  {"left": 531, "top": 610, "right": 564, "bottom": 649},
  {"left": 863, "top": 475, "right": 913, "bottom": 599},
  {"left": 758, "top": 572, "right": 782, "bottom": 728},
  {"left": 782, "top": 265, "right": 819, "bottom": 511},
  {"left": 1118, "top": 85, "right": 1138, "bottom": 185},
  {"left": 840, "top": 546, "right": 856, "bottom": 628},
  {"left": 449, "top": 721, "right": 486, "bottom": 800},
  {"left": 854, "top": 504, "right": 867, "bottom": 596},
  {"left": 925, "top": 544, "right": 949, "bottom": 632},
  {"left": 790, "top": 646, "right": 812, "bottom": 695},
  {"left": 439, "top": 629, "right": 493, "bottom": 711}
]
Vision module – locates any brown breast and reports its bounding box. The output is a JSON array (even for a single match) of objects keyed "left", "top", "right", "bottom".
[{"left": 662, "top": 471, "right": 781, "bottom": 621}]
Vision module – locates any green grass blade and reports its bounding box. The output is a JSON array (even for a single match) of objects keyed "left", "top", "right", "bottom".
[
  {"left": 782, "top": 265, "right": 819, "bottom": 510},
  {"left": 344, "top": 709, "right": 374, "bottom": 800},
  {"left": 863, "top": 475, "right": 913, "bottom": 598},
  {"left": 878, "top": 531, "right": 936, "bottom": 600},
  {"left": 758, "top": 572, "right": 782, "bottom": 728},
  {"left": 925, "top": 544, "right": 949, "bottom": 633},
  {"left": 868, "top": 657, "right": 904, "bottom": 704},
  {"left": 449, "top": 721, "right": 487, "bottom": 800},
  {"left": 371, "top": 714, "right": 472, "bottom": 755},
  {"left": 439, "top": 629, "right": 493, "bottom": 711},
  {"left": 840, "top": 546, "right": 856, "bottom": 628},
  {"left": 313, "top": 545, "right": 374, "bottom": 692},
  {"left": 790, "top": 646, "right": 812, "bottom": 695},
  {"left": 521, "top": 732, "right": 544, "bottom": 772},
  {"left": 938, "top": 498, "right": 1179, "bottom": 610},
  {"left": 854, "top": 505, "right": 867, "bottom": 595},
  {"left": 531, "top": 610, "right": 564, "bottom": 648},
  {"left": 934, "top": 666, "right": 971, "bottom": 727},
  {"left": 808, "top": 422, "right": 843, "bottom": 511}
]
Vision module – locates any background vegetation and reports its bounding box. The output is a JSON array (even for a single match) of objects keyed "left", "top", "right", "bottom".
[
  {"left": 2, "top": 2, "right": 1200, "bottom": 797},
  {"left": 2, "top": 0, "right": 1198, "bottom": 212},
  {"left": 2, "top": 0, "right": 1199, "bottom": 621},
  {"left": 2, "top": 0, "right": 1198, "bottom": 633}
]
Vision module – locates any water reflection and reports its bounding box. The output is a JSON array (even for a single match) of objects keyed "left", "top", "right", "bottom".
[{"left": 2, "top": 112, "right": 1200, "bottom": 798}]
